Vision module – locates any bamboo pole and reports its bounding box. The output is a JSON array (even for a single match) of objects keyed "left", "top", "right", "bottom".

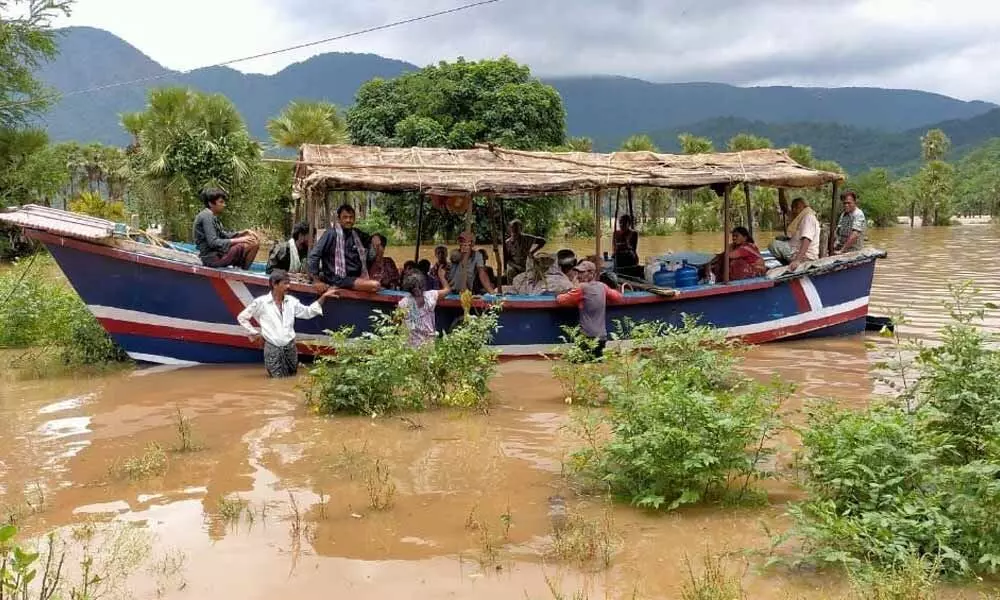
[
  {"left": 593, "top": 189, "right": 602, "bottom": 259},
  {"left": 488, "top": 197, "right": 502, "bottom": 281},
  {"left": 414, "top": 194, "right": 425, "bottom": 262},
  {"left": 742, "top": 182, "right": 753, "bottom": 239},
  {"left": 499, "top": 198, "right": 508, "bottom": 282},
  {"left": 722, "top": 185, "right": 731, "bottom": 284},
  {"left": 778, "top": 188, "right": 788, "bottom": 236},
  {"left": 827, "top": 181, "right": 840, "bottom": 256}
]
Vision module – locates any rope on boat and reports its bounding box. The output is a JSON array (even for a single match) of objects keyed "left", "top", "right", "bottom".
[{"left": 0, "top": 252, "right": 39, "bottom": 311}]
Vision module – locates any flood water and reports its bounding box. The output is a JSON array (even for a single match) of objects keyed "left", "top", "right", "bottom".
[{"left": 1, "top": 224, "right": 997, "bottom": 599}]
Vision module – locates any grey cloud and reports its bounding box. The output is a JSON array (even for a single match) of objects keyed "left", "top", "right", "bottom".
[{"left": 275, "top": 0, "right": 1000, "bottom": 101}]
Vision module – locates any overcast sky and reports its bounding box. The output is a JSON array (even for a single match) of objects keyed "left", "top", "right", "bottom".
[{"left": 55, "top": 0, "right": 1000, "bottom": 102}]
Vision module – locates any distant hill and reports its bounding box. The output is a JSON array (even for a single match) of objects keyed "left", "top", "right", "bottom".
[
  {"left": 33, "top": 27, "right": 1000, "bottom": 174},
  {"left": 645, "top": 109, "right": 1000, "bottom": 174}
]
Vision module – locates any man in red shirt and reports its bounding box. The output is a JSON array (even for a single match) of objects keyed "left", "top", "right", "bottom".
[{"left": 556, "top": 260, "right": 624, "bottom": 359}]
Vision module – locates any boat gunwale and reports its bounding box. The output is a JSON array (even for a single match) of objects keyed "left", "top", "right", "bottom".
[{"left": 25, "top": 227, "right": 882, "bottom": 310}]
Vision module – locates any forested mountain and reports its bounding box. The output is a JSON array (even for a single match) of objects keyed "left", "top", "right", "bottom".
[
  {"left": 34, "top": 26, "right": 1000, "bottom": 174},
  {"left": 644, "top": 109, "right": 1000, "bottom": 174}
]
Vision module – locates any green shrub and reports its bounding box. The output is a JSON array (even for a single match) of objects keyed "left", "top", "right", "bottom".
[
  {"left": 785, "top": 284, "right": 1000, "bottom": 576},
  {"left": 641, "top": 220, "right": 675, "bottom": 236},
  {"left": 0, "top": 256, "right": 128, "bottom": 366},
  {"left": 566, "top": 318, "right": 785, "bottom": 510},
  {"left": 562, "top": 207, "right": 596, "bottom": 238},
  {"left": 306, "top": 306, "right": 500, "bottom": 415},
  {"left": 676, "top": 197, "right": 721, "bottom": 234},
  {"left": 551, "top": 326, "right": 607, "bottom": 406},
  {"left": 69, "top": 191, "right": 127, "bottom": 222}
]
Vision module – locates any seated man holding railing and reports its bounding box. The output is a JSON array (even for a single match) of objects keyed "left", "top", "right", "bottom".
[
  {"left": 769, "top": 197, "right": 820, "bottom": 271},
  {"left": 192, "top": 188, "right": 259, "bottom": 270},
  {"left": 307, "top": 204, "right": 381, "bottom": 294}
]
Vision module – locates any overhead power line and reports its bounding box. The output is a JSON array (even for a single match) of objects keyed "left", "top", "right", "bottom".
[{"left": 0, "top": 0, "right": 503, "bottom": 110}]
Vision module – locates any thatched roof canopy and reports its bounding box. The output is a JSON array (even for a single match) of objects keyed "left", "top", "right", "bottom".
[{"left": 294, "top": 144, "right": 843, "bottom": 198}]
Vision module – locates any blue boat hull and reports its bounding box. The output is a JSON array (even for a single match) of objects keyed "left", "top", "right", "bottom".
[{"left": 34, "top": 230, "right": 878, "bottom": 365}]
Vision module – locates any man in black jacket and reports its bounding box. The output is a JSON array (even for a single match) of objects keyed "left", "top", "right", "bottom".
[
  {"left": 266, "top": 222, "right": 310, "bottom": 274},
  {"left": 307, "top": 204, "right": 380, "bottom": 294}
]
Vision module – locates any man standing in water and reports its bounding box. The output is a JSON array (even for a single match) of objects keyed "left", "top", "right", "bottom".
[
  {"left": 833, "top": 191, "right": 866, "bottom": 254},
  {"left": 556, "top": 260, "right": 624, "bottom": 359},
  {"left": 238, "top": 270, "right": 339, "bottom": 377},
  {"left": 193, "top": 188, "right": 259, "bottom": 269},
  {"left": 308, "top": 204, "right": 381, "bottom": 294}
]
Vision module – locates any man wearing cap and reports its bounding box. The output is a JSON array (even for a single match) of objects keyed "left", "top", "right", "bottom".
[
  {"left": 556, "top": 260, "right": 624, "bottom": 359},
  {"left": 510, "top": 251, "right": 573, "bottom": 295}
]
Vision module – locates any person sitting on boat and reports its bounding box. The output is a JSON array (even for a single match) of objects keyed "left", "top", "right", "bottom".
[
  {"left": 432, "top": 245, "right": 449, "bottom": 278},
  {"left": 768, "top": 197, "right": 819, "bottom": 271},
  {"left": 416, "top": 259, "right": 440, "bottom": 290},
  {"left": 308, "top": 204, "right": 380, "bottom": 294},
  {"left": 511, "top": 252, "right": 573, "bottom": 295},
  {"left": 612, "top": 215, "right": 641, "bottom": 278},
  {"left": 832, "top": 191, "right": 866, "bottom": 255},
  {"left": 556, "top": 260, "right": 624, "bottom": 360},
  {"left": 504, "top": 219, "right": 546, "bottom": 283},
  {"left": 557, "top": 249, "right": 579, "bottom": 283},
  {"left": 449, "top": 231, "right": 496, "bottom": 294},
  {"left": 368, "top": 233, "right": 400, "bottom": 290},
  {"left": 398, "top": 267, "right": 451, "bottom": 347},
  {"left": 476, "top": 249, "right": 499, "bottom": 294},
  {"left": 193, "top": 188, "right": 259, "bottom": 270},
  {"left": 709, "top": 226, "right": 767, "bottom": 282},
  {"left": 237, "top": 269, "right": 339, "bottom": 378},
  {"left": 266, "top": 221, "right": 309, "bottom": 274}
]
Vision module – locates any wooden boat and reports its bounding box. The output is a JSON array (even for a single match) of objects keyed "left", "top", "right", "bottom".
[{"left": 0, "top": 145, "right": 885, "bottom": 365}]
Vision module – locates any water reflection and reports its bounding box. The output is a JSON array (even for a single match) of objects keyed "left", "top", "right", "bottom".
[{"left": 0, "top": 225, "right": 996, "bottom": 598}]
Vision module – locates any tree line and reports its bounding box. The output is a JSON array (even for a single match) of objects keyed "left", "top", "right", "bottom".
[{"left": 1, "top": 0, "right": 996, "bottom": 260}]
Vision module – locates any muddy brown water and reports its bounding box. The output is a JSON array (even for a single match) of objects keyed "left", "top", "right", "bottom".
[{"left": 1, "top": 225, "right": 997, "bottom": 599}]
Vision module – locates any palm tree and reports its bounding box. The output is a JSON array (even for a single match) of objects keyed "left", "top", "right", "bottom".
[
  {"left": 267, "top": 100, "right": 348, "bottom": 150},
  {"left": 678, "top": 134, "right": 714, "bottom": 155}
]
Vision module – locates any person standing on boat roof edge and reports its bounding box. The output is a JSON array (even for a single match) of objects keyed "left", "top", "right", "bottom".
[
  {"left": 768, "top": 197, "right": 820, "bottom": 271},
  {"left": 308, "top": 204, "right": 381, "bottom": 294},
  {"left": 833, "top": 190, "right": 867, "bottom": 255},
  {"left": 504, "top": 219, "right": 545, "bottom": 283},
  {"left": 556, "top": 260, "right": 624, "bottom": 360},
  {"left": 266, "top": 221, "right": 309, "bottom": 274},
  {"left": 193, "top": 188, "right": 259, "bottom": 269},
  {"left": 612, "top": 214, "right": 640, "bottom": 278},
  {"left": 237, "top": 270, "right": 339, "bottom": 378}
]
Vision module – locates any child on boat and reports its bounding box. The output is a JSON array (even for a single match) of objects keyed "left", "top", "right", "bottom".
[
  {"left": 398, "top": 266, "right": 451, "bottom": 347},
  {"left": 556, "top": 260, "right": 624, "bottom": 359}
]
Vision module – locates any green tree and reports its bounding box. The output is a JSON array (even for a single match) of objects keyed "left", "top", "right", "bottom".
[
  {"left": 347, "top": 57, "right": 565, "bottom": 151},
  {"left": 123, "top": 87, "right": 261, "bottom": 238},
  {"left": 678, "top": 133, "right": 713, "bottom": 155},
  {"left": 347, "top": 57, "right": 567, "bottom": 240},
  {"left": 787, "top": 144, "right": 815, "bottom": 167},
  {"left": 915, "top": 160, "right": 956, "bottom": 226},
  {"left": 267, "top": 100, "right": 348, "bottom": 150},
  {"left": 727, "top": 133, "right": 772, "bottom": 152},
  {"left": 850, "top": 168, "right": 897, "bottom": 227},
  {"left": 921, "top": 129, "right": 951, "bottom": 162},
  {"left": 0, "top": 0, "right": 72, "bottom": 129}
]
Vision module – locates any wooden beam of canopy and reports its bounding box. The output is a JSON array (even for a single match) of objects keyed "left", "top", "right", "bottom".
[{"left": 291, "top": 144, "right": 845, "bottom": 199}]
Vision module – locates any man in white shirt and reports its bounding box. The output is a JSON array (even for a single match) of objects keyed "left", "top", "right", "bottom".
[
  {"left": 768, "top": 197, "right": 820, "bottom": 272},
  {"left": 237, "top": 270, "right": 338, "bottom": 377}
]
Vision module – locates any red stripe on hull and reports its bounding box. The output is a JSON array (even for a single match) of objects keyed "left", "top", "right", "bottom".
[
  {"left": 738, "top": 304, "right": 868, "bottom": 344},
  {"left": 788, "top": 279, "right": 812, "bottom": 313},
  {"left": 98, "top": 318, "right": 323, "bottom": 355}
]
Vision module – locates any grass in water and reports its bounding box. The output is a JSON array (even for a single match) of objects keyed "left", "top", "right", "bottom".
[
  {"left": 110, "top": 443, "right": 168, "bottom": 480},
  {"left": 545, "top": 499, "right": 619, "bottom": 571},
  {"left": 364, "top": 458, "right": 396, "bottom": 510},
  {"left": 216, "top": 495, "right": 249, "bottom": 525},
  {"left": 172, "top": 407, "right": 202, "bottom": 452},
  {"left": 680, "top": 551, "right": 745, "bottom": 600}
]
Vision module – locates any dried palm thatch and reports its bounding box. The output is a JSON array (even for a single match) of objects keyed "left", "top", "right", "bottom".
[{"left": 293, "top": 144, "right": 843, "bottom": 198}]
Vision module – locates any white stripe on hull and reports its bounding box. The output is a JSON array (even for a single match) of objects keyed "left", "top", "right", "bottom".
[
  {"left": 800, "top": 276, "right": 824, "bottom": 311},
  {"left": 724, "top": 297, "right": 867, "bottom": 337},
  {"left": 126, "top": 352, "right": 202, "bottom": 366}
]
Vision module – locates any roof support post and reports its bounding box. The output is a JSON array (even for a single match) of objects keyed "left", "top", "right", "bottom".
[
  {"left": 827, "top": 180, "right": 840, "bottom": 256},
  {"left": 488, "top": 197, "right": 502, "bottom": 285},
  {"left": 593, "top": 189, "right": 602, "bottom": 259},
  {"left": 499, "top": 198, "right": 508, "bottom": 283},
  {"left": 742, "top": 182, "right": 753, "bottom": 239},
  {"left": 778, "top": 188, "right": 788, "bottom": 236},
  {"left": 722, "top": 185, "right": 732, "bottom": 284},
  {"left": 414, "top": 194, "right": 425, "bottom": 262}
]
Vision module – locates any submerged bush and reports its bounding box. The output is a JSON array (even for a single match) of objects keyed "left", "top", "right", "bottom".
[
  {"left": 785, "top": 284, "right": 1000, "bottom": 576},
  {"left": 0, "top": 256, "right": 128, "bottom": 366},
  {"left": 565, "top": 317, "right": 786, "bottom": 510},
  {"left": 306, "top": 305, "right": 500, "bottom": 415}
]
